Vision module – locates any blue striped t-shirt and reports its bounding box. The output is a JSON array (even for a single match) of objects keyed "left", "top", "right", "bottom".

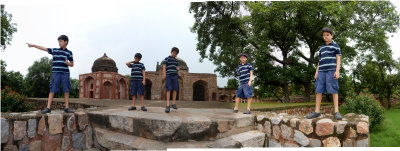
[
  {"left": 129, "top": 62, "right": 145, "bottom": 81},
  {"left": 47, "top": 48, "right": 73, "bottom": 73},
  {"left": 237, "top": 62, "right": 253, "bottom": 84},
  {"left": 163, "top": 56, "right": 179, "bottom": 76},
  {"left": 318, "top": 42, "right": 341, "bottom": 72}
]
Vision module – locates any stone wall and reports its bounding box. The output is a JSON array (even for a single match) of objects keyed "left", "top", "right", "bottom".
[
  {"left": 255, "top": 112, "right": 370, "bottom": 147},
  {"left": 254, "top": 105, "right": 334, "bottom": 115},
  {"left": 25, "top": 98, "right": 104, "bottom": 111},
  {"left": 1, "top": 111, "right": 94, "bottom": 150}
]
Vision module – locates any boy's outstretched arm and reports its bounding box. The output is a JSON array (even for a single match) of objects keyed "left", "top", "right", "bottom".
[
  {"left": 26, "top": 43, "right": 47, "bottom": 52},
  {"left": 163, "top": 65, "right": 166, "bottom": 80},
  {"left": 334, "top": 55, "right": 341, "bottom": 79}
]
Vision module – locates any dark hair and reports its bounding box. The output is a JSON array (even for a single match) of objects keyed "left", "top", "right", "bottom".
[
  {"left": 57, "top": 35, "right": 69, "bottom": 45},
  {"left": 239, "top": 52, "right": 248, "bottom": 58},
  {"left": 171, "top": 47, "right": 179, "bottom": 54},
  {"left": 322, "top": 27, "right": 334, "bottom": 36},
  {"left": 135, "top": 53, "right": 142, "bottom": 59}
]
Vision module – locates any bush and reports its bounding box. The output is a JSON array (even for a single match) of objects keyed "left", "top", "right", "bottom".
[
  {"left": 340, "top": 89, "right": 385, "bottom": 129},
  {"left": 1, "top": 87, "right": 33, "bottom": 112}
]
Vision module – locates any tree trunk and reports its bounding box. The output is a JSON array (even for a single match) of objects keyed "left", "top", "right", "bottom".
[
  {"left": 387, "top": 87, "right": 392, "bottom": 109},
  {"left": 283, "top": 84, "right": 290, "bottom": 103},
  {"left": 303, "top": 83, "right": 311, "bottom": 102}
]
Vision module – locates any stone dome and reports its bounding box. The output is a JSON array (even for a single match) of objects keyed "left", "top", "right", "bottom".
[
  {"left": 92, "top": 53, "right": 118, "bottom": 73},
  {"left": 160, "top": 57, "right": 188, "bottom": 70}
]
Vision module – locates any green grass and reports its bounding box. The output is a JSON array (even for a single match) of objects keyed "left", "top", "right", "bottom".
[
  {"left": 231, "top": 101, "right": 333, "bottom": 111},
  {"left": 370, "top": 109, "right": 400, "bottom": 147}
]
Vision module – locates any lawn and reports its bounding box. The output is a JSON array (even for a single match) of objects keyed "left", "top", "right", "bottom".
[{"left": 370, "top": 109, "right": 400, "bottom": 147}]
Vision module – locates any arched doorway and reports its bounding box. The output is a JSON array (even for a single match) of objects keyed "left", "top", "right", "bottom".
[
  {"left": 103, "top": 81, "right": 112, "bottom": 99},
  {"left": 84, "top": 76, "right": 94, "bottom": 98},
  {"left": 219, "top": 95, "right": 228, "bottom": 102},
  {"left": 193, "top": 80, "right": 208, "bottom": 101},
  {"left": 145, "top": 79, "right": 152, "bottom": 100},
  {"left": 119, "top": 79, "right": 126, "bottom": 99}
]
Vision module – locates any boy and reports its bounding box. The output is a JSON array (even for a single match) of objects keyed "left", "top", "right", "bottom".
[
  {"left": 126, "top": 53, "right": 147, "bottom": 111},
  {"left": 233, "top": 53, "right": 253, "bottom": 114},
  {"left": 163, "top": 47, "right": 180, "bottom": 113},
  {"left": 26, "top": 35, "right": 74, "bottom": 114},
  {"left": 307, "top": 27, "right": 342, "bottom": 120}
]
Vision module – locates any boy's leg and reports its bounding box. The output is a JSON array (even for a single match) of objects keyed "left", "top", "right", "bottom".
[
  {"left": 140, "top": 95, "right": 145, "bottom": 107},
  {"left": 166, "top": 91, "right": 170, "bottom": 106},
  {"left": 64, "top": 92, "right": 69, "bottom": 108},
  {"left": 172, "top": 90, "right": 177, "bottom": 105},
  {"left": 46, "top": 92, "right": 55, "bottom": 109},
  {"left": 332, "top": 93, "right": 339, "bottom": 112},
  {"left": 247, "top": 98, "right": 252, "bottom": 111},
  {"left": 132, "top": 95, "right": 137, "bottom": 106},
  {"left": 315, "top": 93, "right": 322, "bottom": 113},
  {"left": 234, "top": 97, "right": 240, "bottom": 110}
]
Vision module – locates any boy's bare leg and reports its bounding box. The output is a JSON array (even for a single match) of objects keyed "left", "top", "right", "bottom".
[
  {"left": 247, "top": 98, "right": 252, "bottom": 111},
  {"left": 140, "top": 95, "right": 144, "bottom": 107},
  {"left": 132, "top": 95, "right": 137, "bottom": 106},
  {"left": 234, "top": 97, "right": 240, "bottom": 110},
  {"left": 64, "top": 92, "right": 69, "bottom": 108},
  {"left": 166, "top": 90, "right": 170, "bottom": 106},
  {"left": 47, "top": 92, "right": 55, "bottom": 109},
  {"left": 315, "top": 93, "right": 322, "bottom": 113},
  {"left": 332, "top": 93, "right": 339, "bottom": 112},
  {"left": 172, "top": 90, "right": 177, "bottom": 104}
]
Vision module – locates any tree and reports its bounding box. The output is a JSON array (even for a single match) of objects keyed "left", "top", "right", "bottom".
[
  {"left": 25, "top": 57, "right": 52, "bottom": 98},
  {"left": 225, "top": 78, "right": 238, "bottom": 89},
  {"left": 1, "top": 5, "right": 18, "bottom": 50},
  {"left": 189, "top": 1, "right": 400, "bottom": 102},
  {"left": 1, "top": 60, "right": 25, "bottom": 94}
]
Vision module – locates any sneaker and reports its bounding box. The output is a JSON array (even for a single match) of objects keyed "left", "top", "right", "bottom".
[
  {"left": 171, "top": 104, "right": 178, "bottom": 110},
  {"left": 165, "top": 106, "right": 170, "bottom": 113},
  {"left": 306, "top": 111, "right": 321, "bottom": 119},
  {"left": 141, "top": 106, "right": 147, "bottom": 112},
  {"left": 233, "top": 109, "right": 239, "bottom": 113},
  {"left": 128, "top": 106, "right": 137, "bottom": 111},
  {"left": 243, "top": 110, "right": 251, "bottom": 114},
  {"left": 334, "top": 112, "right": 343, "bottom": 120},
  {"left": 64, "top": 108, "right": 74, "bottom": 113},
  {"left": 41, "top": 108, "right": 51, "bottom": 114}
]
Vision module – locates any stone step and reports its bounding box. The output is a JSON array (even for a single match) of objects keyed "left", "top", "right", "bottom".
[
  {"left": 87, "top": 107, "right": 255, "bottom": 142},
  {"left": 93, "top": 126, "right": 266, "bottom": 150}
]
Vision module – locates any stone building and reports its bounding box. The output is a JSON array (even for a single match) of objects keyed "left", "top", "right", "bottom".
[
  {"left": 79, "top": 53, "right": 129, "bottom": 99},
  {"left": 145, "top": 57, "right": 236, "bottom": 102},
  {"left": 79, "top": 54, "right": 235, "bottom": 102}
]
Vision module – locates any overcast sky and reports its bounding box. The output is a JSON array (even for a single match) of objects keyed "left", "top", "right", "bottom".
[{"left": 1, "top": 0, "right": 400, "bottom": 88}]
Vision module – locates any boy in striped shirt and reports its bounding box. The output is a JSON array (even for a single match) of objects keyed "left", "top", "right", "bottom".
[
  {"left": 26, "top": 35, "right": 74, "bottom": 114},
  {"left": 307, "top": 27, "right": 342, "bottom": 120},
  {"left": 162, "top": 47, "right": 180, "bottom": 113},
  {"left": 126, "top": 53, "right": 147, "bottom": 111}
]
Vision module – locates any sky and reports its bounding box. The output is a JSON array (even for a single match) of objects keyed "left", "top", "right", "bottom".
[{"left": 1, "top": 0, "right": 400, "bottom": 88}]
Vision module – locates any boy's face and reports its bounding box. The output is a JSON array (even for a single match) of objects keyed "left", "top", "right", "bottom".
[
  {"left": 171, "top": 51, "right": 178, "bottom": 57},
  {"left": 134, "top": 57, "right": 141, "bottom": 62},
  {"left": 240, "top": 56, "right": 247, "bottom": 63},
  {"left": 58, "top": 39, "right": 68, "bottom": 48},
  {"left": 322, "top": 32, "right": 333, "bottom": 43}
]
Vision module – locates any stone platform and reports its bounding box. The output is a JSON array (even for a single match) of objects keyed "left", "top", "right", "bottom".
[{"left": 87, "top": 107, "right": 255, "bottom": 143}]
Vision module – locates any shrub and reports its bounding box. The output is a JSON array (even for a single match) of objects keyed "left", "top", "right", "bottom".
[
  {"left": 1, "top": 87, "right": 33, "bottom": 112},
  {"left": 340, "top": 89, "right": 385, "bottom": 129}
]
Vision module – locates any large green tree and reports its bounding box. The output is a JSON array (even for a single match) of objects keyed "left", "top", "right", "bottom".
[
  {"left": 1, "top": 60, "right": 25, "bottom": 94},
  {"left": 25, "top": 57, "right": 53, "bottom": 98},
  {"left": 1, "top": 5, "right": 17, "bottom": 50},
  {"left": 189, "top": 1, "right": 400, "bottom": 102}
]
